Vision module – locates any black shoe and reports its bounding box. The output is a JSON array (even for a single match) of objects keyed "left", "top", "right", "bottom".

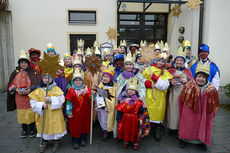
[
  {"left": 102, "top": 131, "right": 109, "bottom": 141},
  {"left": 21, "top": 130, "right": 27, "bottom": 138},
  {"left": 29, "top": 130, "right": 36, "bottom": 138},
  {"left": 39, "top": 140, "right": 48, "bottom": 153},
  {"left": 81, "top": 140, "right": 86, "bottom": 147},
  {"left": 155, "top": 126, "right": 161, "bottom": 142},
  {"left": 179, "top": 140, "right": 187, "bottom": 148},
  {"left": 29, "top": 123, "right": 36, "bottom": 138},
  {"left": 198, "top": 143, "right": 207, "bottom": 151},
  {"left": 52, "top": 140, "right": 60, "bottom": 152},
  {"left": 21, "top": 124, "right": 28, "bottom": 138},
  {"left": 73, "top": 142, "right": 80, "bottom": 149}
]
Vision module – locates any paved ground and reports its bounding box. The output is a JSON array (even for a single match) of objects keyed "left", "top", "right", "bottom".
[{"left": 0, "top": 91, "right": 230, "bottom": 153}]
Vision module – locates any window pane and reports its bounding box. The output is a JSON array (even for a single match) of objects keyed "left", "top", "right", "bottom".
[
  {"left": 120, "top": 21, "right": 140, "bottom": 25},
  {"left": 144, "top": 29, "right": 154, "bottom": 39},
  {"left": 155, "top": 29, "right": 166, "bottom": 39},
  {"left": 155, "top": 15, "right": 167, "bottom": 26},
  {"left": 69, "top": 11, "right": 96, "bottom": 24},
  {"left": 120, "top": 27, "right": 140, "bottom": 38},
  {"left": 145, "top": 15, "right": 155, "bottom": 20},
  {"left": 120, "top": 14, "right": 139, "bottom": 20}
]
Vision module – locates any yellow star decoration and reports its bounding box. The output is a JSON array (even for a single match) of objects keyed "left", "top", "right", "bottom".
[
  {"left": 106, "top": 27, "right": 119, "bottom": 41},
  {"left": 38, "top": 52, "right": 63, "bottom": 78},
  {"left": 141, "top": 47, "right": 156, "bottom": 64},
  {"left": 85, "top": 54, "right": 102, "bottom": 76},
  {"left": 186, "top": 0, "right": 203, "bottom": 10},
  {"left": 172, "top": 4, "right": 182, "bottom": 17}
]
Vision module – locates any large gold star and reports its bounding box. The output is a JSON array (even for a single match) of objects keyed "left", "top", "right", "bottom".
[
  {"left": 172, "top": 4, "right": 182, "bottom": 17},
  {"left": 186, "top": 0, "right": 203, "bottom": 10},
  {"left": 106, "top": 27, "right": 119, "bottom": 41},
  {"left": 141, "top": 47, "right": 156, "bottom": 64},
  {"left": 37, "top": 52, "right": 63, "bottom": 78},
  {"left": 85, "top": 54, "right": 102, "bottom": 76}
]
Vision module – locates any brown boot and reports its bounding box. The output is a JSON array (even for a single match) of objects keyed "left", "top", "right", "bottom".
[
  {"left": 52, "top": 140, "right": 60, "bottom": 152},
  {"left": 39, "top": 140, "right": 48, "bottom": 153}
]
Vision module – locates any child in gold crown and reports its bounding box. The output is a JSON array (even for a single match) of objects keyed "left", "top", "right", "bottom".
[
  {"left": 116, "top": 77, "right": 144, "bottom": 150},
  {"left": 178, "top": 61, "right": 219, "bottom": 151},
  {"left": 65, "top": 69, "right": 91, "bottom": 149},
  {"left": 29, "top": 74, "right": 67, "bottom": 153},
  {"left": 95, "top": 66, "right": 117, "bottom": 141}
]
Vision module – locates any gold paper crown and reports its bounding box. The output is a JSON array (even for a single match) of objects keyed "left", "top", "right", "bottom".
[
  {"left": 85, "top": 47, "right": 92, "bottom": 56},
  {"left": 76, "top": 48, "right": 83, "bottom": 56},
  {"left": 162, "top": 42, "right": 170, "bottom": 52},
  {"left": 73, "top": 55, "right": 82, "bottom": 66},
  {"left": 103, "top": 65, "right": 115, "bottom": 77},
  {"left": 196, "top": 61, "right": 210, "bottom": 75},
  {"left": 63, "top": 54, "right": 72, "bottom": 61},
  {"left": 157, "top": 52, "right": 168, "bottom": 60},
  {"left": 77, "top": 39, "right": 84, "bottom": 47},
  {"left": 149, "top": 43, "right": 155, "bottom": 48},
  {"left": 140, "top": 40, "right": 147, "bottom": 48},
  {"left": 73, "top": 69, "right": 84, "bottom": 81},
  {"left": 182, "top": 40, "right": 191, "bottom": 48},
  {"left": 46, "top": 43, "right": 55, "bottom": 50},
  {"left": 127, "top": 77, "right": 139, "bottom": 91},
  {"left": 154, "top": 43, "right": 161, "bottom": 50},
  {"left": 159, "top": 40, "right": 164, "bottom": 50},
  {"left": 175, "top": 46, "right": 186, "bottom": 59},
  {"left": 124, "top": 52, "right": 134, "bottom": 64},
  {"left": 18, "top": 49, "right": 29, "bottom": 60},
  {"left": 103, "top": 48, "right": 111, "bottom": 56},
  {"left": 95, "top": 47, "right": 101, "bottom": 55},
  {"left": 120, "top": 39, "right": 127, "bottom": 47},
  {"left": 93, "top": 41, "right": 100, "bottom": 48}
]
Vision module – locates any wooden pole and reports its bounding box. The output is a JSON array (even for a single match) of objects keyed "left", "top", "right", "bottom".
[
  {"left": 40, "top": 75, "right": 50, "bottom": 147},
  {"left": 90, "top": 75, "right": 94, "bottom": 144}
]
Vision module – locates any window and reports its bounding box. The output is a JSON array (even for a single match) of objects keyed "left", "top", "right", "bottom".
[
  {"left": 118, "top": 13, "right": 168, "bottom": 44},
  {"left": 68, "top": 11, "right": 96, "bottom": 24}
]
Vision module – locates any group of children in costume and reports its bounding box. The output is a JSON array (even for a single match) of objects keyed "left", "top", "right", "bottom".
[{"left": 7, "top": 39, "right": 220, "bottom": 152}]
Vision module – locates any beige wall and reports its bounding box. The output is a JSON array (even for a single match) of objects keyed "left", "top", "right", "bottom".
[
  {"left": 203, "top": 0, "right": 230, "bottom": 86},
  {"left": 167, "top": 4, "right": 200, "bottom": 57},
  {"left": 8, "top": 0, "right": 116, "bottom": 63}
]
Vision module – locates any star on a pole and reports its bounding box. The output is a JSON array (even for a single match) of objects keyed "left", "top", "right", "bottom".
[{"left": 38, "top": 52, "right": 63, "bottom": 78}]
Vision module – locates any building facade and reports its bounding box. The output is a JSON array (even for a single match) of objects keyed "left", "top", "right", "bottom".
[{"left": 0, "top": 0, "right": 229, "bottom": 89}]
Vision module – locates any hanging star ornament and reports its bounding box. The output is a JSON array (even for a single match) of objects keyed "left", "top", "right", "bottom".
[
  {"left": 186, "top": 0, "right": 203, "bottom": 10},
  {"left": 172, "top": 4, "right": 182, "bottom": 17},
  {"left": 106, "top": 27, "right": 119, "bottom": 41},
  {"left": 141, "top": 47, "right": 156, "bottom": 64},
  {"left": 38, "top": 52, "right": 63, "bottom": 78},
  {"left": 85, "top": 54, "right": 102, "bottom": 76}
]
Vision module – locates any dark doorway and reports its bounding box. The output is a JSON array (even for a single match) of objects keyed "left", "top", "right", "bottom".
[
  {"left": 69, "top": 34, "right": 96, "bottom": 55},
  {"left": 118, "top": 12, "right": 168, "bottom": 46}
]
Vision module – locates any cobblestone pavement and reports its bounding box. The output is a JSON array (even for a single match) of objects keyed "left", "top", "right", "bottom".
[{"left": 0, "top": 91, "right": 230, "bottom": 153}]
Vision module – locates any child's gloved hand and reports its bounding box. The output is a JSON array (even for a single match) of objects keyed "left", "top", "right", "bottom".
[
  {"left": 24, "top": 88, "right": 31, "bottom": 95},
  {"left": 43, "top": 103, "right": 48, "bottom": 109},
  {"left": 16, "top": 88, "right": 23, "bottom": 94}
]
